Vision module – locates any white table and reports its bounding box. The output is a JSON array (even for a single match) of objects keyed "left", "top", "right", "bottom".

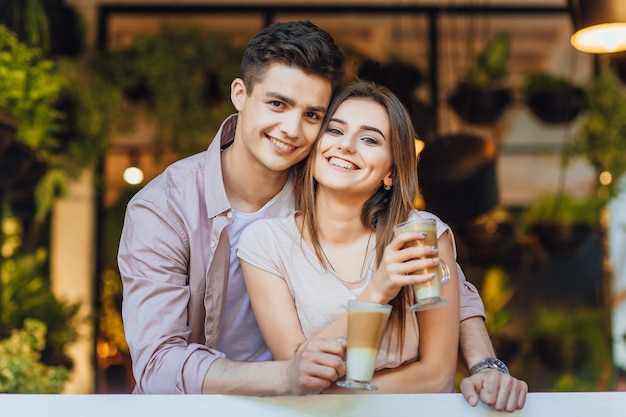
[{"left": 1, "top": 392, "right": 625, "bottom": 417}]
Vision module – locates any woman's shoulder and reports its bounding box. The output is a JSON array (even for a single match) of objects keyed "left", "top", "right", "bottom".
[
  {"left": 407, "top": 209, "right": 443, "bottom": 223},
  {"left": 407, "top": 209, "right": 452, "bottom": 235}
]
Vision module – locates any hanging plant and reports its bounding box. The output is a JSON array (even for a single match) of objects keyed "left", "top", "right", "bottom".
[
  {"left": 96, "top": 25, "right": 243, "bottom": 157},
  {"left": 448, "top": 32, "right": 513, "bottom": 125},
  {"left": 521, "top": 192, "right": 601, "bottom": 258},
  {"left": 523, "top": 72, "right": 588, "bottom": 124}
]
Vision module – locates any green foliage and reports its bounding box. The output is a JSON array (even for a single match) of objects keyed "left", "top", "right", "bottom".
[
  {"left": 0, "top": 24, "right": 64, "bottom": 152},
  {"left": 523, "top": 72, "right": 580, "bottom": 99},
  {"left": 96, "top": 25, "right": 242, "bottom": 157},
  {"left": 465, "top": 32, "right": 510, "bottom": 86},
  {"left": 0, "top": 319, "right": 70, "bottom": 393},
  {"left": 521, "top": 192, "right": 601, "bottom": 229},
  {"left": 0, "top": 249, "right": 82, "bottom": 364},
  {"left": 481, "top": 267, "right": 513, "bottom": 336},
  {"left": 527, "top": 307, "right": 611, "bottom": 391},
  {"left": 572, "top": 65, "right": 626, "bottom": 199}
]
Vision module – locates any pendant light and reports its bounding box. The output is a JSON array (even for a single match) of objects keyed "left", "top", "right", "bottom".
[{"left": 569, "top": 0, "right": 626, "bottom": 53}]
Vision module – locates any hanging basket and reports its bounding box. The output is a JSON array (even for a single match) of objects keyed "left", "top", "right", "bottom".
[
  {"left": 529, "top": 221, "right": 594, "bottom": 258},
  {"left": 447, "top": 82, "right": 512, "bottom": 125},
  {"left": 525, "top": 86, "right": 587, "bottom": 124}
]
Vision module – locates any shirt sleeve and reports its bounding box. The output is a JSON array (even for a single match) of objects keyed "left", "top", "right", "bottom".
[
  {"left": 118, "top": 197, "right": 225, "bottom": 394},
  {"left": 456, "top": 263, "right": 486, "bottom": 321},
  {"left": 237, "top": 220, "right": 288, "bottom": 278}
]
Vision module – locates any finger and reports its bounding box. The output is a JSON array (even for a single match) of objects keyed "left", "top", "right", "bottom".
[
  {"left": 476, "top": 371, "right": 501, "bottom": 407},
  {"left": 515, "top": 380, "right": 529, "bottom": 410},
  {"left": 493, "top": 377, "right": 513, "bottom": 412},
  {"left": 459, "top": 377, "right": 480, "bottom": 407}
]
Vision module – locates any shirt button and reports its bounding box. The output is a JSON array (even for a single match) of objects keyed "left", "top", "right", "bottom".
[
  {"left": 226, "top": 211, "right": 233, "bottom": 219},
  {"left": 210, "top": 240, "right": 216, "bottom": 248}
]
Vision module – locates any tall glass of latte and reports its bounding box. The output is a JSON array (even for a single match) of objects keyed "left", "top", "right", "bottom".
[
  {"left": 393, "top": 218, "right": 451, "bottom": 311},
  {"left": 337, "top": 300, "right": 392, "bottom": 391}
]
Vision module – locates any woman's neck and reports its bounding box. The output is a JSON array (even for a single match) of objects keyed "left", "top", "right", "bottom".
[{"left": 313, "top": 190, "right": 369, "bottom": 243}]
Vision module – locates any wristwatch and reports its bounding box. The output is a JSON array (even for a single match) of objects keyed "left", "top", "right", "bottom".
[{"left": 468, "top": 357, "right": 509, "bottom": 376}]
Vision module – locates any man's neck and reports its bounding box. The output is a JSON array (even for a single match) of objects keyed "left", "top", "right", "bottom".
[{"left": 221, "top": 144, "right": 290, "bottom": 213}]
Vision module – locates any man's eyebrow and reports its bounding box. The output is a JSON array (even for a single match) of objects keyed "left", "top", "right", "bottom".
[
  {"left": 329, "top": 117, "right": 385, "bottom": 138},
  {"left": 266, "top": 92, "right": 327, "bottom": 114}
]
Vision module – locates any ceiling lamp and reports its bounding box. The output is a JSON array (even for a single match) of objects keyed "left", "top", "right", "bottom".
[{"left": 569, "top": 0, "right": 626, "bottom": 53}]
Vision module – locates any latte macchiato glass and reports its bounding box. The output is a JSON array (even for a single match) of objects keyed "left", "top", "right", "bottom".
[
  {"left": 393, "top": 218, "right": 450, "bottom": 311},
  {"left": 337, "top": 300, "right": 392, "bottom": 391}
]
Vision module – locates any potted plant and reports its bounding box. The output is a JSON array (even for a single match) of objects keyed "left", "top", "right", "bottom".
[
  {"left": 453, "top": 207, "right": 519, "bottom": 266},
  {"left": 521, "top": 191, "right": 601, "bottom": 258},
  {"left": 523, "top": 72, "right": 588, "bottom": 124},
  {"left": 447, "top": 32, "right": 513, "bottom": 125}
]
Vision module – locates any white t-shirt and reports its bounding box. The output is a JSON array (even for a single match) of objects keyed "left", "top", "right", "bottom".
[{"left": 237, "top": 209, "right": 453, "bottom": 370}]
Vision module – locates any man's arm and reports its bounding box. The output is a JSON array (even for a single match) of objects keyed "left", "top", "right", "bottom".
[
  {"left": 202, "top": 338, "right": 346, "bottom": 396},
  {"left": 459, "top": 317, "right": 528, "bottom": 412}
]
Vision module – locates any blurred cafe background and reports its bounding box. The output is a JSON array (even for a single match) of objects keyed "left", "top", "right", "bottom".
[{"left": 1, "top": 0, "right": 626, "bottom": 394}]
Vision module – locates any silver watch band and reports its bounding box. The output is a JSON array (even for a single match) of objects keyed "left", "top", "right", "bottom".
[{"left": 468, "top": 357, "right": 510, "bottom": 376}]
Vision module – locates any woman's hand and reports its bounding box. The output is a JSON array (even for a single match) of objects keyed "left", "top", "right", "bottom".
[{"left": 360, "top": 230, "right": 441, "bottom": 304}]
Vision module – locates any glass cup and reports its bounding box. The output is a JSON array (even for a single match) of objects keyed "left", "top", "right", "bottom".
[
  {"left": 336, "top": 300, "right": 392, "bottom": 391},
  {"left": 393, "top": 218, "right": 451, "bottom": 311}
]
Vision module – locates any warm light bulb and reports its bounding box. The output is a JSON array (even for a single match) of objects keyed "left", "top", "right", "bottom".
[
  {"left": 571, "top": 23, "right": 626, "bottom": 53},
  {"left": 414, "top": 139, "right": 425, "bottom": 157},
  {"left": 123, "top": 166, "right": 144, "bottom": 185},
  {"left": 599, "top": 170, "right": 613, "bottom": 186}
]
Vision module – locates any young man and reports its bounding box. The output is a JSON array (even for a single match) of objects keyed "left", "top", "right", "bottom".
[{"left": 118, "top": 21, "right": 526, "bottom": 410}]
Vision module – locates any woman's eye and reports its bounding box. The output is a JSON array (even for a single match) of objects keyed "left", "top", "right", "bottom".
[
  {"left": 327, "top": 127, "right": 342, "bottom": 135},
  {"left": 362, "top": 136, "right": 380, "bottom": 145}
]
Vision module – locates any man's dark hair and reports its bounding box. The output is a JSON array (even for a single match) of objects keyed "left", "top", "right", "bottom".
[{"left": 241, "top": 21, "right": 345, "bottom": 93}]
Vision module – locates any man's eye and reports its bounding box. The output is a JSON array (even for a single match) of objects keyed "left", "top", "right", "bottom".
[
  {"left": 305, "top": 112, "right": 320, "bottom": 121},
  {"left": 270, "top": 101, "right": 284, "bottom": 109}
]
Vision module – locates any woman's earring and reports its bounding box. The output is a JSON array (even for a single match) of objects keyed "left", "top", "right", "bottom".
[{"left": 384, "top": 184, "right": 391, "bottom": 191}]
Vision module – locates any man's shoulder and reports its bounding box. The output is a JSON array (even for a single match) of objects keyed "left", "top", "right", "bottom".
[{"left": 132, "top": 151, "right": 209, "bottom": 203}]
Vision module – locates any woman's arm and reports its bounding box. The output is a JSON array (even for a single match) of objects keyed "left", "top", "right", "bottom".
[
  {"left": 240, "top": 260, "right": 310, "bottom": 360},
  {"left": 368, "top": 231, "right": 460, "bottom": 393}
]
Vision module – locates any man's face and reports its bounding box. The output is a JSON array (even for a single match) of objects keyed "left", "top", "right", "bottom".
[{"left": 231, "top": 64, "right": 333, "bottom": 173}]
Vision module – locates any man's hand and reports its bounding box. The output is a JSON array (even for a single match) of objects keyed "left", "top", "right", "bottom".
[
  {"left": 460, "top": 369, "right": 528, "bottom": 412},
  {"left": 286, "top": 337, "right": 346, "bottom": 395}
]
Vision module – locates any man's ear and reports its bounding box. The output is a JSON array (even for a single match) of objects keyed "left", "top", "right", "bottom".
[{"left": 231, "top": 78, "right": 246, "bottom": 111}]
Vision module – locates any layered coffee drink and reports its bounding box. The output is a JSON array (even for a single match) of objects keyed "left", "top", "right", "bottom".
[
  {"left": 393, "top": 218, "right": 450, "bottom": 311},
  {"left": 337, "top": 300, "right": 392, "bottom": 391}
]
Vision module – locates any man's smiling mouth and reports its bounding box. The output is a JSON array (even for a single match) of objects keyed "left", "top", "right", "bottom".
[{"left": 268, "top": 136, "right": 296, "bottom": 152}]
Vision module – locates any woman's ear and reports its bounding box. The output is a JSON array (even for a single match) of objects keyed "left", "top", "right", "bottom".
[
  {"left": 383, "top": 174, "right": 393, "bottom": 188},
  {"left": 231, "top": 78, "right": 246, "bottom": 111}
]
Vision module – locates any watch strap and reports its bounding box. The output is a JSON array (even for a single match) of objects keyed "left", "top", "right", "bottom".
[{"left": 468, "top": 357, "right": 510, "bottom": 376}]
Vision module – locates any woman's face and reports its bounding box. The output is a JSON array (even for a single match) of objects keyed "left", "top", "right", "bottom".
[{"left": 312, "top": 98, "right": 393, "bottom": 198}]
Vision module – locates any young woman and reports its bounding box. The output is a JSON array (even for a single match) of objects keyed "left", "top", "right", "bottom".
[{"left": 238, "top": 81, "right": 460, "bottom": 393}]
